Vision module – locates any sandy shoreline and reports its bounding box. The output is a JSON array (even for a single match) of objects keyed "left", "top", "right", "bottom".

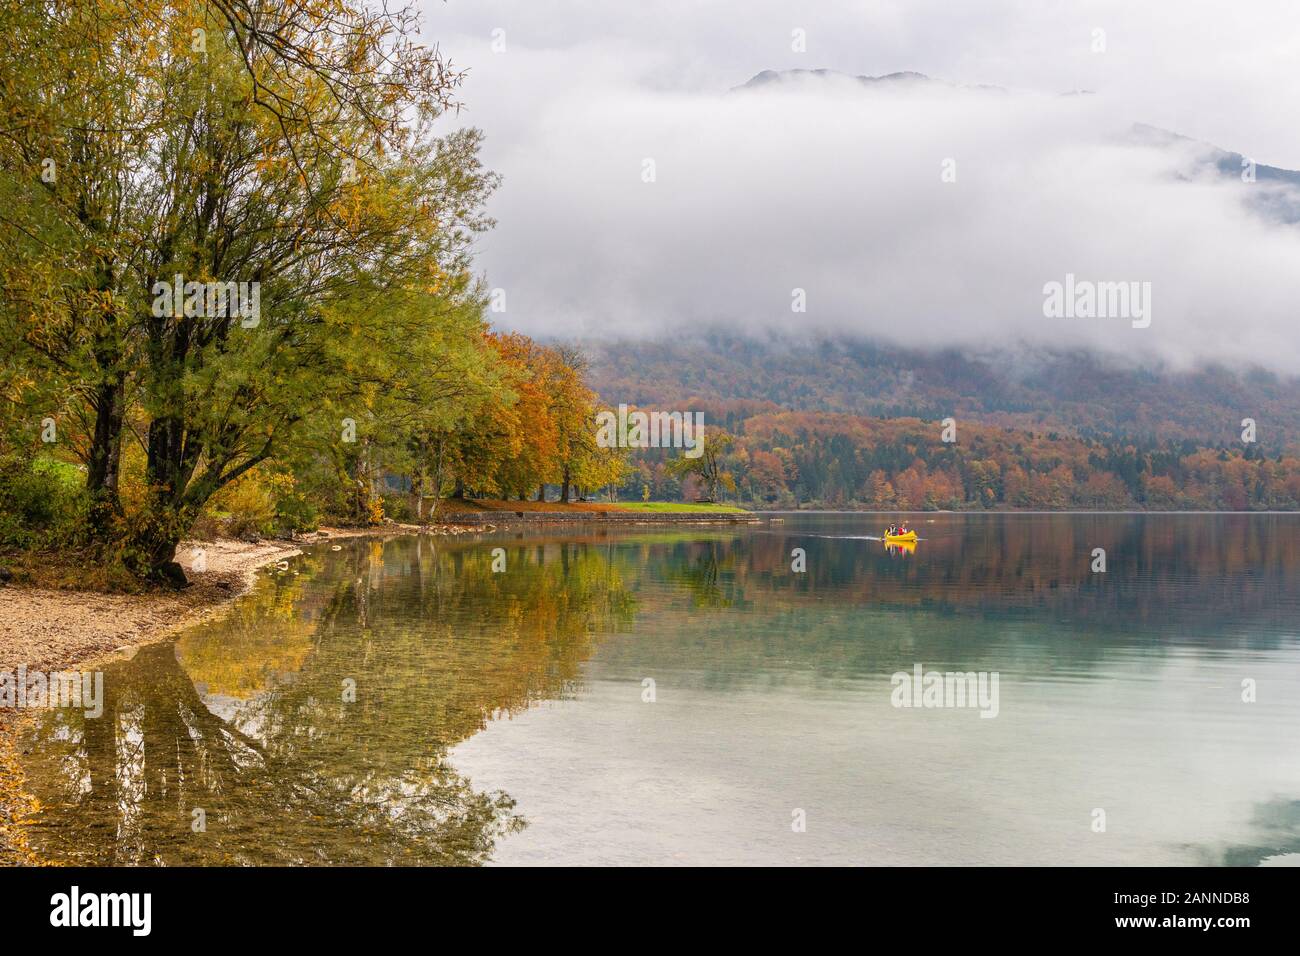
[
  {"left": 0, "top": 522, "right": 496, "bottom": 864},
  {"left": 1, "top": 528, "right": 386, "bottom": 673},
  {"left": 0, "top": 538, "right": 302, "bottom": 674}
]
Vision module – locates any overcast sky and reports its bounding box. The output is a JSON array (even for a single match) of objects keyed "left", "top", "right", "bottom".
[{"left": 421, "top": 1, "right": 1300, "bottom": 371}]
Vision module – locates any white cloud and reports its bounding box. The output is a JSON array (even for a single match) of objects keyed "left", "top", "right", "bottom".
[{"left": 424, "top": 1, "right": 1300, "bottom": 371}]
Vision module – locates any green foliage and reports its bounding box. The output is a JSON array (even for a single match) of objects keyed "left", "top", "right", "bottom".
[
  {"left": 272, "top": 480, "right": 319, "bottom": 535},
  {"left": 665, "top": 433, "right": 736, "bottom": 503},
  {"left": 610, "top": 502, "right": 748, "bottom": 514},
  {"left": 192, "top": 469, "right": 317, "bottom": 540},
  {"left": 0, "top": 454, "right": 89, "bottom": 549},
  {"left": 0, "top": 1, "right": 499, "bottom": 577}
]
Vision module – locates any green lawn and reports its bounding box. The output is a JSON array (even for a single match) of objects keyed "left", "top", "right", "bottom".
[
  {"left": 438, "top": 498, "right": 750, "bottom": 515},
  {"left": 607, "top": 502, "right": 750, "bottom": 514}
]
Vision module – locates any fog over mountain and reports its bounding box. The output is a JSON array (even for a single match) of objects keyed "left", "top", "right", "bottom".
[
  {"left": 585, "top": 333, "right": 1300, "bottom": 451},
  {"left": 430, "top": 1, "right": 1300, "bottom": 373}
]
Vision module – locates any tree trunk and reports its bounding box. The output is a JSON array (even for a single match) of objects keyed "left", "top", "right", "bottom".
[
  {"left": 560, "top": 466, "right": 571, "bottom": 504},
  {"left": 127, "top": 413, "right": 199, "bottom": 586},
  {"left": 85, "top": 374, "right": 126, "bottom": 534},
  {"left": 82, "top": 267, "right": 126, "bottom": 535},
  {"left": 123, "top": 502, "right": 190, "bottom": 587}
]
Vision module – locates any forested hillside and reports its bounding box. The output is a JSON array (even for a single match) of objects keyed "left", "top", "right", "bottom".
[
  {"left": 587, "top": 335, "right": 1300, "bottom": 450},
  {"left": 587, "top": 336, "right": 1300, "bottom": 510}
]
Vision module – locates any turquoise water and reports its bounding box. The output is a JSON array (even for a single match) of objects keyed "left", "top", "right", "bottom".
[{"left": 18, "top": 514, "right": 1300, "bottom": 865}]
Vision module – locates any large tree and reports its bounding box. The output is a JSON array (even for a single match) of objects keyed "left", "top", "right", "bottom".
[{"left": 0, "top": 1, "right": 496, "bottom": 581}]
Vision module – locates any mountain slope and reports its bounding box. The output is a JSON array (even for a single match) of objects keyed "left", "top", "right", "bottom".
[{"left": 585, "top": 333, "right": 1300, "bottom": 452}]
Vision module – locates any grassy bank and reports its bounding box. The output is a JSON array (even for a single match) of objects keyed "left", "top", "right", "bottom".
[
  {"left": 605, "top": 502, "right": 749, "bottom": 514},
  {"left": 439, "top": 498, "right": 749, "bottom": 515}
]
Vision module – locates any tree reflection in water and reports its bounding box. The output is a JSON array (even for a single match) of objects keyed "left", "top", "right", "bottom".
[
  {"left": 1206, "top": 798, "right": 1300, "bottom": 867},
  {"left": 16, "top": 515, "right": 1300, "bottom": 866},
  {"left": 20, "top": 535, "right": 637, "bottom": 865}
]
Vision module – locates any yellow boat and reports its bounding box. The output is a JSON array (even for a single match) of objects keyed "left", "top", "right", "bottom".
[{"left": 883, "top": 531, "right": 918, "bottom": 542}]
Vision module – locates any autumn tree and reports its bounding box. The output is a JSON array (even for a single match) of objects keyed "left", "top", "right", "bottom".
[
  {"left": 748, "top": 449, "right": 788, "bottom": 502},
  {"left": 0, "top": 1, "right": 496, "bottom": 581},
  {"left": 666, "top": 432, "right": 736, "bottom": 503}
]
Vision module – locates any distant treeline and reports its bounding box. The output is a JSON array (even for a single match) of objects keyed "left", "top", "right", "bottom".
[{"left": 614, "top": 406, "right": 1300, "bottom": 511}]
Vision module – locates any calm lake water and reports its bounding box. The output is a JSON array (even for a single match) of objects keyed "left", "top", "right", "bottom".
[{"left": 17, "top": 513, "right": 1300, "bottom": 866}]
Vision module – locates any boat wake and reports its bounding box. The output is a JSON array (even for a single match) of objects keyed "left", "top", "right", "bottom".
[{"left": 754, "top": 531, "right": 925, "bottom": 542}]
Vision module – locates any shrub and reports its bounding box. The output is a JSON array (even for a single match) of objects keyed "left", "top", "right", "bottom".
[
  {"left": 0, "top": 453, "right": 89, "bottom": 549},
  {"left": 382, "top": 493, "right": 413, "bottom": 522},
  {"left": 193, "top": 467, "right": 318, "bottom": 540},
  {"left": 269, "top": 471, "right": 318, "bottom": 533}
]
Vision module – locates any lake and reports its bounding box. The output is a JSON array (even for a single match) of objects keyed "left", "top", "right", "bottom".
[{"left": 16, "top": 513, "right": 1300, "bottom": 865}]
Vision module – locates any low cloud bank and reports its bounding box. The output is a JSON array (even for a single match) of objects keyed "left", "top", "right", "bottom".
[{"left": 448, "top": 60, "right": 1300, "bottom": 372}]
